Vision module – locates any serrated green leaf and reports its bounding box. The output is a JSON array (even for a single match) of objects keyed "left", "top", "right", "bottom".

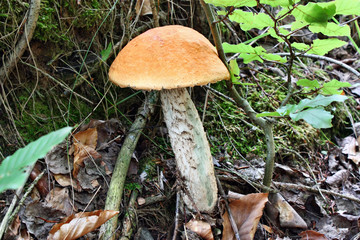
[
  {"left": 100, "top": 43, "right": 112, "bottom": 61},
  {"left": 290, "top": 108, "right": 333, "bottom": 128},
  {"left": 292, "top": 2, "right": 336, "bottom": 24},
  {"left": 262, "top": 53, "right": 287, "bottom": 63},
  {"left": 309, "top": 22, "right": 350, "bottom": 37},
  {"left": 335, "top": 0, "right": 360, "bottom": 15},
  {"left": 321, "top": 79, "right": 352, "bottom": 95},
  {"left": 296, "top": 94, "right": 348, "bottom": 111},
  {"left": 228, "top": 10, "right": 273, "bottom": 31},
  {"left": 308, "top": 39, "right": 347, "bottom": 55},
  {"left": 291, "top": 42, "right": 310, "bottom": 51},
  {"left": 204, "top": 0, "right": 257, "bottom": 7},
  {"left": 0, "top": 127, "right": 73, "bottom": 193},
  {"left": 297, "top": 79, "right": 320, "bottom": 90}
]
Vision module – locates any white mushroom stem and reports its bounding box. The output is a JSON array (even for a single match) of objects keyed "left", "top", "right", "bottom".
[{"left": 160, "top": 88, "right": 217, "bottom": 212}]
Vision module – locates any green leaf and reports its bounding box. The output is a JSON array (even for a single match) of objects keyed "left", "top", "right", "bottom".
[
  {"left": 295, "top": 2, "right": 336, "bottom": 24},
  {"left": 229, "top": 59, "right": 240, "bottom": 76},
  {"left": 291, "top": 42, "right": 310, "bottom": 52},
  {"left": 204, "top": 0, "right": 257, "bottom": 7},
  {"left": 0, "top": 127, "right": 73, "bottom": 193},
  {"left": 223, "top": 43, "right": 266, "bottom": 63},
  {"left": 100, "top": 43, "right": 113, "bottom": 61},
  {"left": 290, "top": 108, "right": 333, "bottom": 128},
  {"left": 321, "top": 79, "right": 351, "bottom": 95},
  {"left": 297, "top": 79, "right": 320, "bottom": 90},
  {"left": 308, "top": 39, "right": 347, "bottom": 55},
  {"left": 262, "top": 53, "right": 287, "bottom": 63},
  {"left": 335, "top": 0, "right": 360, "bottom": 15},
  {"left": 296, "top": 94, "right": 348, "bottom": 111},
  {"left": 256, "top": 111, "right": 282, "bottom": 117},
  {"left": 227, "top": 10, "right": 273, "bottom": 31},
  {"left": 268, "top": 28, "right": 290, "bottom": 42},
  {"left": 260, "top": 0, "right": 300, "bottom": 7},
  {"left": 309, "top": 22, "right": 350, "bottom": 37}
]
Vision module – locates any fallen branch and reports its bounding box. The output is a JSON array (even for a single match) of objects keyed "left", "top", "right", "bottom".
[
  {"left": 276, "top": 52, "right": 360, "bottom": 78},
  {"left": 99, "top": 91, "right": 159, "bottom": 240},
  {"left": 0, "top": 0, "right": 41, "bottom": 84},
  {"left": 119, "top": 190, "right": 139, "bottom": 240},
  {"left": 0, "top": 170, "right": 45, "bottom": 239},
  {"left": 273, "top": 181, "right": 360, "bottom": 204}
]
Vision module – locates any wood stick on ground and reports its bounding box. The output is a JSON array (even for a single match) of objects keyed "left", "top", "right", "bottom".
[
  {"left": 0, "top": 170, "right": 45, "bottom": 239},
  {"left": 119, "top": 190, "right": 139, "bottom": 240},
  {"left": 172, "top": 192, "right": 182, "bottom": 240},
  {"left": 0, "top": 0, "right": 41, "bottom": 84},
  {"left": 216, "top": 176, "right": 241, "bottom": 240},
  {"left": 273, "top": 181, "right": 360, "bottom": 204},
  {"left": 99, "top": 91, "right": 159, "bottom": 240}
]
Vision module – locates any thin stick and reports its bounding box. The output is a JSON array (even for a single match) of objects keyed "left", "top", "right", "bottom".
[
  {"left": 273, "top": 181, "right": 360, "bottom": 204},
  {"left": 0, "top": 0, "right": 41, "bottom": 84},
  {"left": 119, "top": 190, "right": 139, "bottom": 240},
  {"left": 99, "top": 91, "right": 159, "bottom": 240},
  {"left": 200, "top": 0, "right": 275, "bottom": 188},
  {"left": 0, "top": 170, "right": 45, "bottom": 239},
  {"left": 276, "top": 52, "right": 360, "bottom": 78},
  {"left": 216, "top": 176, "right": 241, "bottom": 240}
]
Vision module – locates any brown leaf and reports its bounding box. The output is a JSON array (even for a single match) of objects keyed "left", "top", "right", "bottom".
[
  {"left": 222, "top": 193, "right": 268, "bottom": 240},
  {"left": 53, "top": 174, "right": 82, "bottom": 191},
  {"left": 135, "top": 0, "right": 152, "bottom": 16},
  {"left": 299, "top": 230, "right": 328, "bottom": 240},
  {"left": 72, "top": 128, "right": 101, "bottom": 178},
  {"left": 45, "top": 187, "right": 76, "bottom": 216},
  {"left": 48, "top": 210, "right": 119, "bottom": 240},
  {"left": 186, "top": 219, "right": 214, "bottom": 240}
]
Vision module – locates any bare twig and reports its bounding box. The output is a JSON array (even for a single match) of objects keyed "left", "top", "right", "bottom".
[
  {"left": 172, "top": 192, "right": 182, "bottom": 240},
  {"left": 276, "top": 52, "right": 360, "bottom": 78},
  {"left": 0, "top": 0, "right": 41, "bottom": 84},
  {"left": 0, "top": 170, "right": 45, "bottom": 239},
  {"left": 200, "top": 0, "right": 276, "bottom": 188},
  {"left": 119, "top": 190, "right": 139, "bottom": 240},
  {"left": 150, "top": 0, "right": 159, "bottom": 28},
  {"left": 216, "top": 176, "right": 241, "bottom": 240},
  {"left": 99, "top": 91, "right": 159, "bottom": 240},
  {"left": 273, "top": 181, "right": 360, "bottom": 204}
]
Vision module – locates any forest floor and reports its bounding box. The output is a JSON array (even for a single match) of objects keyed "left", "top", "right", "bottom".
[{"left": 1, "top": 1, "right": 360, "bottom": 239}]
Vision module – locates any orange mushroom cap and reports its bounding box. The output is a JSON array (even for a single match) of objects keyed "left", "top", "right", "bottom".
[{"left": 108, "top": 25, "right": 230, "bottom": 90}]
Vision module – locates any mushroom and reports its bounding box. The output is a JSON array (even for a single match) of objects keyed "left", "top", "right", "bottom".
[{"left": 108, "top": 25, "right": 230, "bottom": 212}]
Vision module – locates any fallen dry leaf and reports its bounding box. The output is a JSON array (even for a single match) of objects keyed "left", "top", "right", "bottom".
[
  {"left": 48, "top": 210, "right": 119, "bottom": 240},
  {"left": 299, "top": 230, "right": 328, "bottom": 240},
  {"left": 135, "top": 0, "right": 152, "bottom": 16},
  {"left": 45, "top": 187, "right": 76, "bottom": 216},
  {"left": 268, "top": 193, "right": 307, "bottom": 229},
  {"left": 222, "top": 193, "right": 268, "bottom": 240},
  {"left": 186, "top": 219, "right": 214, "bottom": 240},
  {"left": 71, "top": 128, "right": 101, "bottom": 178},
  {"left": 53, "top": 174, "right": 82, "bottom": 191}
]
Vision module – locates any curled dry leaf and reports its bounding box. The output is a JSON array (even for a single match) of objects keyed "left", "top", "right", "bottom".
[
  {"left": 222, "top": 193, "right": 268, "bottom": 240},
  {"left": 71, "top": 128, "right": 101, "bottom": 178},
  {"left": 48, "top": 210, "right": 119, "bottom": 240},
  {"left": 299, "top": 230, "right": 328, "bottom": 240},
  {"left": 185, "top": 219, "right": 214, "bottom": 240}
]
